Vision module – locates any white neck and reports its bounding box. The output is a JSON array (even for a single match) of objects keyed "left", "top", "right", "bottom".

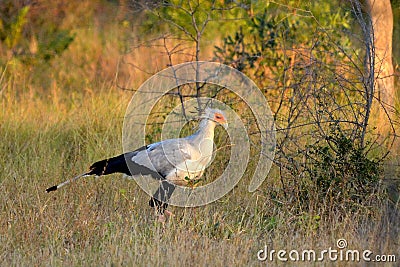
[{"left": 190, "top": 118, "right": 216, "bottom": 143}]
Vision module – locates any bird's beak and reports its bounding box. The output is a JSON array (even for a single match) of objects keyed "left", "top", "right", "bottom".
[{"left": 221, "top": 121, "right": 228, "bottom": 130}]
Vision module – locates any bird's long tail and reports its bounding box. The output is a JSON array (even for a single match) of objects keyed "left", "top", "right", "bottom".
[
  {"left": 45, "top": 153, "right": 131, "bottom": 193},
  {"left": 45, "top": 172, "right": 91, "bottom": 192}
]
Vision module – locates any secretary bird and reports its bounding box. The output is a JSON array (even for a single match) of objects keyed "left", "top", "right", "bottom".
[{"left": 46, "top": 108, "right": 228, "bottom": 220}]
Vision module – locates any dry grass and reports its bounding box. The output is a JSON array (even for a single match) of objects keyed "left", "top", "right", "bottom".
[
  {"left": 0, "top": 84, "right": 399, "bottom": 266},
  {"left": 1, "top": 2, "right": 399, "bottom": 266}
]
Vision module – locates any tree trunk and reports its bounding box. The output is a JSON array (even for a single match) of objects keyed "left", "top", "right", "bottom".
[{"left": 365, "top": 0, "right": 395, "bottom": 107}]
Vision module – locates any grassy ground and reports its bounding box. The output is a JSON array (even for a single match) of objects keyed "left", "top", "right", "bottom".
[
  {"left": 1, "top": 2, "right": 399, "bottom": 266},
  {"left": 0, "top": 84, "right": 399, "bottom": 266}
]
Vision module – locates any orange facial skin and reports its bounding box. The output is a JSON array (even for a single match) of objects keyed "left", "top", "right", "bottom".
[{"left": 214, "top": 112, "right": 227, "bottom": 124}]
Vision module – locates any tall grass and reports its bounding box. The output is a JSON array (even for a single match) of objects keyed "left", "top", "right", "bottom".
[
  {"left": 1, "top": 2, "right": 399, "bottom": 266},
  {"left": 1, "top": 73, "right": 399, "bottom": 266}
]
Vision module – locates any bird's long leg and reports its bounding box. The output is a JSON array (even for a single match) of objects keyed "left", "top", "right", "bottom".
[{"left": 150, "top": 181, "right": 176, "bottom": 221}]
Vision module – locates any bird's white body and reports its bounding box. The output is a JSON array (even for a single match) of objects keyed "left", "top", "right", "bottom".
[
  {"left": 128, "top": 113, "right": 223, "bottom": 186},
  {"left": 165, "top": 120, "right": 217, "bottom": 185},
  {"left": 46, "top": 107, "right": 228, "bottom": 217}
]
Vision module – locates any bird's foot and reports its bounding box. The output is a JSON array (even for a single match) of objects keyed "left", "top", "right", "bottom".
[
  {"left": 164, "top": 210, "right": 174, "bottom": 217},
  {"left": 157, "top": 210, "right": 174, "bottom": 223},
  {"left": 158, "top": 214, "right": 167, "bottom": 223}
]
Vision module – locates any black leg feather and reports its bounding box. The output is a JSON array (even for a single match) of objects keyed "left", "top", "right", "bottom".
[{"left": 149, "top": 181, "right": 176, "bottom": 214}]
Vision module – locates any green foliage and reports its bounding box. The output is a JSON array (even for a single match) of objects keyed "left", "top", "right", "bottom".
[
  {"left": 305, "top": 125, "right": 381, "bottom": 208},
  {"left": 214, "top": 27, "right": 257, "bottom": 72},
  {"left": 137, "top": 0, "right": 248, "bottom": 43},
  {"left": 0, "top": 3, "right": 75, "bottom": 65},
  {"left": 391, "top": 0, "right": 400, "bottom": 66},
  {"left": 296, "top": 213, "right": 321, "bottom": 231},
  {"left": 214, "top": 1, "right": 384, "bottom": 217},
  {"left": 0, "top": 2, "right": 397, "bottom": 264},
  {"left": 0, "top": 5, "right": 30, "bottom": 49},
  {"left": 215, "top": 1, "right": 353, "bottom": 87},
  {"left": 38, "top": 30, "right": 76, "bottom": 62}
]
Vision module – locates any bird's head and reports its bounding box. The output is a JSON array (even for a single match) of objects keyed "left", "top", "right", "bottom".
[{"left": 203, "top": 108, "right": 228, "bottom": 130}]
